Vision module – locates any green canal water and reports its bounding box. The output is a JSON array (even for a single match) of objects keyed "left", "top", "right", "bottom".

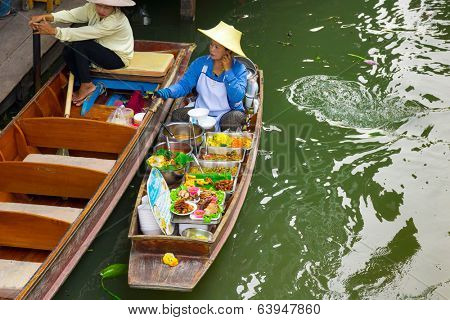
[{"left": 54, "top": 0, "right": 450, "bottom": 299}]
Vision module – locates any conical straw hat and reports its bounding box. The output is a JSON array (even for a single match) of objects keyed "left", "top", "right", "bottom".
[
  {"left": 87, "top": 0, "right": 136, "bottom": 7},
  {"left": 198, "top": 21, "right": 247, "bottom": 57}
]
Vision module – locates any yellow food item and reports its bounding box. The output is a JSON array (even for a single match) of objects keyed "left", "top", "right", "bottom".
[
  {"left": 184, "top": 180, "right": 196, "bottom": 187},
  {"left": 162, "top": 253, "right": 179, "bottom": 267},
  {"left": 207, "top": 133, "right": 232, "bottom": 147},
  {"left": 146, "top": 155, "right": 166, "bottom": 167}
]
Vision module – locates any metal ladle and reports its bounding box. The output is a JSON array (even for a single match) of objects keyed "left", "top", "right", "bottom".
[{"left": 161, "top": 122, "right": 175, "bottom": 138}]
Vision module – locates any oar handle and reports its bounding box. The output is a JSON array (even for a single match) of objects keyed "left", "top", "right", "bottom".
[{"left": 64, "top": 73, "right": 75, "bottom": 118}]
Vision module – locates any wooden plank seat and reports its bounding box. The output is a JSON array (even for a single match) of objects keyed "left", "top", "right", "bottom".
[
  {"left": 0, "top": 162, "right": 107, "bottom": 199},
  {"left": 23, "top": 154, "right": 116, "bottom": 174},
  {"left": 18, "top": 117, "right": 136, "bottom": 154},
  {"left": 92, "top": 51, "right": 175, "bottom": 77},
  {"left": 0, "top": 260, "right": 42, "bottom": 299},
  {"left": 0, "top": 203, "right": 82, "bottom": 251}
]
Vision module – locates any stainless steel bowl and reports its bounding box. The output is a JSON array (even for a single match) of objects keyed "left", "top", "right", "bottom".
[
  {"left": 153, "top": 141, "right": 193, "bottom": 155},
  {"left": 181, "top": 228, "right": 213, "bottom": 242},
  {"left": 152, "top": 142, "right": 192, "bottom": 186},
  {"left": 160, "top": 122, "right": 204, "bottom": 147}
]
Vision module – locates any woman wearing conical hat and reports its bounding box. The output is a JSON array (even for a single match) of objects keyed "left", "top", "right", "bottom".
[
  {"left": 29, "top": 0, "right": 135, "bottom": 106},
  {"left": 155, "top": 21, "right": 248, "bottom": 131}
]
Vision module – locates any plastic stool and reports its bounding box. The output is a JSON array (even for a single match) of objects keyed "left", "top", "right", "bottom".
[{"left": 27, "top": 0, "right": 61, "bottom": 13}]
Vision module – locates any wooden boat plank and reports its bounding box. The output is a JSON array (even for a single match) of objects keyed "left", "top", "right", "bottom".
[
  {"left": 23, "top": 154, "right": 116, "bottom": 174},
  {"left": 0, "top": 161, "right": 107, "bottom": 199},
  {"left": 18, "top": 117, "right": 136, "bottom": 154},
  {"left": 0, "top": 127, "right": 19, "bottom": 161},
  {"left": 0, "top": 210, "right": 74, "bottom": 251},
  {"left": 128, "top": 246, "right": 210, "bottom": 291},
  {"left": 0, "top": 260, "right": 41, "bottom": 299}
]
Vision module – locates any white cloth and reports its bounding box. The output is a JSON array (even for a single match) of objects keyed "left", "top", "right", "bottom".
[{"left": 194, "top": 65, "right": 231, "bottom": 131}]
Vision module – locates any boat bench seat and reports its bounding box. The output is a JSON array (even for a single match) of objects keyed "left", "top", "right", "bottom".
[
  {"left": 91, "top": 51, "right": 175, "bottom": 77},
  {"left": 0, "top": 202, "right": 82, "bottom": 223},
  {"left": 0, "top": 202, "right": 83, "bottom": 251},
  {"left": 0, "top": 259, "right": 41, "bottom": 299},
  {"left": 23, "top": 154, "right": 116, "bottom": 174}
]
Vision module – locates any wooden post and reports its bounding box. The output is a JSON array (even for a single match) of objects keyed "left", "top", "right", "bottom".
[
  {"left": 32, "top": 33, "right": 41, "bottom": 93},
  {"left": 180, "top": 0, "right": 196, "bottom": 21}
]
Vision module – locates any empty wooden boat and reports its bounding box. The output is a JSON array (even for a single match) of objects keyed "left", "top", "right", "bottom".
[
  {"left": 128, "top": 69, "right": 264, "bottom": 291},
  {"left": 0, "top": 40, "right": 196, "bottom": 299}
]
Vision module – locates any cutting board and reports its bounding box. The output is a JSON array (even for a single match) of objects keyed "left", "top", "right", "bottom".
[{"left": 95, "top": 52, "right": 175, "bottom": 77}]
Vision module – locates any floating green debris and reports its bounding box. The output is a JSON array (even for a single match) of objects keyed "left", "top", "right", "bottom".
[
  {"left": 347, "top": 53, "right": 378, "bottom": 65},
  {"left": 277, "top": 41, "right": 293, "bottom": 46},
  {"left": 99, "top": 263, "right": 128, "bottom": 300}
]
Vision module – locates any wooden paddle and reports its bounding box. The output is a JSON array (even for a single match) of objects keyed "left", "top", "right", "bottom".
[{"left": 57, "top": 72, "right": 74, "bottom": 156}]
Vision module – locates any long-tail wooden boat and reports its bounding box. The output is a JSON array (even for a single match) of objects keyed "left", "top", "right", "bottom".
[
  {"left": 128, "top": 68, "right": 264, "bottom": 291},
  {"left": 0, "top": 40, "right": 196, "bottom": 299}
]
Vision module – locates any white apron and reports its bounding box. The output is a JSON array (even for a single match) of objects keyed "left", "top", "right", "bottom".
[{"left": 194, "top": 65, "right": 231, "bottom": 131}]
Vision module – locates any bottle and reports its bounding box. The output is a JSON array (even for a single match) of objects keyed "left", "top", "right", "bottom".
[{"left": 244, "top": 77, "right": 259, "bottom": 110}]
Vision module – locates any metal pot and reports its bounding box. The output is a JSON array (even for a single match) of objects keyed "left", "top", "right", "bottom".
[
  {"left": 153, "top": 141, "right": 193, "bottom": 155},
  {"left": 152, "top": 142, "right": 193, "bottom": 186},
  {"left": 160, "top": 122, "right": 204, "bottom": 147}
]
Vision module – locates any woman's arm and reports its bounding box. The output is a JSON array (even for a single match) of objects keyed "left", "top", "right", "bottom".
[
  {"left": 223, "top": 62, "right": 247, "bottom": 107},
  {"left": 51, "top": 4, "right": 90, "bottom": 24},
  {"left": 165, "top": 57, "right": 205, "bottom": 98},
  {"left": 54, "top": 16, "right": 121, "bottom": 42}
]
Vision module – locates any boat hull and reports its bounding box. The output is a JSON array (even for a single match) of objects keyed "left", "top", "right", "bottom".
[
  {"left": 128, "top": 70, "right": 264, "bottom": 291},
  {"left": 4, "top": 40, "right": 197, "bottom": 300}
]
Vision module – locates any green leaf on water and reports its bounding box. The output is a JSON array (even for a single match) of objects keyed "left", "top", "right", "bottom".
[
  {"left": 100, "top": 263, "right": 128, "bottom": 279},
  {"left": 99, "top": 263, "right": 128, "bottom": 300}
]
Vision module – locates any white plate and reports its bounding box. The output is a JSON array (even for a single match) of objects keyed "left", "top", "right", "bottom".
[{"left": 171, "top": 201, "right": 197, "bottom": 216}]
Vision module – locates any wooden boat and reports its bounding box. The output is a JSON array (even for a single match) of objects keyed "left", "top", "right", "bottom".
[
  {"left": 128, "top": 69, "right": 264, "bottom": 291},
  {"left": 0, "top": 40, "right": 196, "bottom": 299}
]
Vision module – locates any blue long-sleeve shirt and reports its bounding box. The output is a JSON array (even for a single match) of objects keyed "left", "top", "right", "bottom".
[{"left": 166, "top": 55, "right": 247, "bottom": 111}]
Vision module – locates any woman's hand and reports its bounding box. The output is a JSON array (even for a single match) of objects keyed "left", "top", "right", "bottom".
[
  {"left": 221, "top": 52, "right": 232, "bottom": 71},
  {"left": 154, "top": 88, "right": 171, "bottom": 100},
  {"left": 29, "top": 14, "right": 54, "bottom": 31},
  {"left": 33, "top": 21, "right": 57, "bottom": 36}
]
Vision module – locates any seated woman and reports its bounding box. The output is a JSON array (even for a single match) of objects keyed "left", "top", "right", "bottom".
[
  {"left": 29, "top": 0, "right": 135, "bottom": 106},
  {"left": 155, "top": 21, "right": 248, "bottom": 131}
]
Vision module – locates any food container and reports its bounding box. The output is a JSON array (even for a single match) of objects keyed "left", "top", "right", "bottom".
[
  {"left": 181, "top": 228, "right": 213, "bottom": 241},
  {"left": 182, "top": 171, "right": 238, "bottom": 198},
  {"left": 153, "top": 141, "right": 193, "bottom": 155},
  {"left": 198, "top": 146, "right": 246, "bottom": 163},
  {"left": 133, "top": 112, "right": 145, "bottom": 125},
  {"left": 188, "top": 160, "right": 241, "bottom": 178},
  {"left": 171, "top": 201, "right": 197, "bottom": 216},
  {"left": 178, "top": 223, "right": 208, "bottom": 236},
  {"left": 151, "top": 142, "right": 193, "bottom": 186},
  {"left": 205, "top": 132, "right": 255, "bottom": 150},
  {"left": 160, "top": 122, "right": 204, "bottom": 148}
]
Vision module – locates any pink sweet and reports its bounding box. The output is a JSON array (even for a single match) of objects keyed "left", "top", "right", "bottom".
[
  {"left": 188, "top": 186, "right": 200, "bottom": 196},
  {"left": 194, "top": 210, "right": 205, "bottom": 218}
]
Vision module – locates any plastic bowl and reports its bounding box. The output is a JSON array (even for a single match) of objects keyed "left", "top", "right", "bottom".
[
  {"left": 188, "top": 108, "right": 209, "bottom": 120},
  {"left": 198, "top": 116, "right": 216, "bottom": 130}
]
